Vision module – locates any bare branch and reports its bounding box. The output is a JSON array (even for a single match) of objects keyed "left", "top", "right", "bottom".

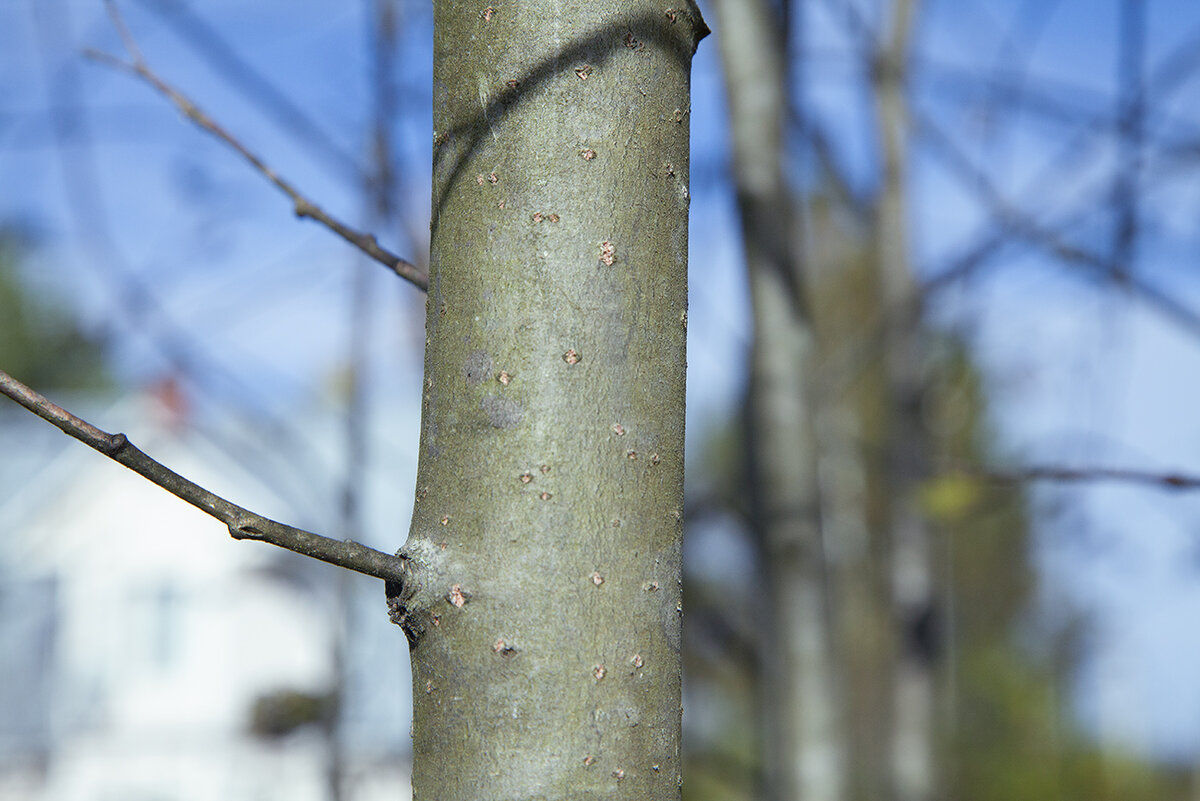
[
  {"left": 104, "top": 0, "right": 146, "bottom": 63},
  {"left": 86, "top": 3, "right": 428, "bottom": 291},
  {"left": 914, "top": 108, "right": 1200, "bottom": 340},
  {"left": 960, "top": 464, "right": 1200, "bottom": 492},
  {"left": 0, "top": 368, "right": 409, "bottom": 584}
]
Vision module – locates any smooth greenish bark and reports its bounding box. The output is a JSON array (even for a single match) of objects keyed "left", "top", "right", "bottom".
[{"left": 389, "top": 3, "right": 705, "bottom": 800}]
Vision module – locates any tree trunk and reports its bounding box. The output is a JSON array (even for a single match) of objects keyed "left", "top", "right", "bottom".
[
  {"left": 871, "top": 2, "right": 937, "bottom": 799},
  {"left": 387, "top": 4, "right": 706, "bottom": 800},
  {"left": 711, "top": 2, "right": 847, "bottom": 800}
]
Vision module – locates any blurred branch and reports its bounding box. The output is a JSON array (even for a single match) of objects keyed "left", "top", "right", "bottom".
[
  {"left": 133, "top": 0, "right": 367, "bottom": 186},
  {"left": 29, "top": 0, "right": 335, "bottom": 518},
  {"left": 816, "top": 0, "right": 1200, "bottom": 346},
  {"left": 1111, "top": 0, "right": 1145, "bottom": 279},
  {"left": 0, "top": 367, "right": 408, "bottom": 583},
  {"left": 914, "top": 109, "right": 1200, "bottom": 340},
  {"left": 959, "top": 464, "right": 1200, "bottom": 492},
  {"left": 86, "top": 2, "right": 428, "bottom": 291}
]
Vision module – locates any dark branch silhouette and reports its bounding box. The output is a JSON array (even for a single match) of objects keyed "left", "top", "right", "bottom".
[
  {"left": 0, "top": 368, "right": 408, "bottom": 584},
  {"left": 961, "top": 464, "right": 1200, "bottom": 492}
]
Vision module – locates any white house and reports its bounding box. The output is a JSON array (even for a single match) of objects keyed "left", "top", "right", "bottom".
[{"left": 0, "top": 385, "right": 414, "bottom": 801}]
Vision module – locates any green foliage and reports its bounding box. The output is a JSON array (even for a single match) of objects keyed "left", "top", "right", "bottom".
[
  {"left": 682, "top": 324, "right": 1193, "bottom": 801},
  {"left": 0, "top": 227, "right": 111, "bottom": 392},
  {"left": 949, "top": 644, "right": 1188, "bottom": 801},
  {"left": 927, "top": 341, "right": 1190, "bottom": 801},
  {"left": 248, "top": 688, "right": 338, "bottom": 739}
]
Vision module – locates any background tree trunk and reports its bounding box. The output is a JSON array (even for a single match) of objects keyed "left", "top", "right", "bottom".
[
  {"left": 711, "top": 2, "right": 847, "bottom": 800},
  {"left": 390, "top": 4, "right": 706, "bottom": 799},
  {"left": 870, "top": 3, "right": 938, "bottom": 799}
]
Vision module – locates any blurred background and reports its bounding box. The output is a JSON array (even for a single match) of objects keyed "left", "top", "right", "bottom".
[{"left": 1, "top": 1, "right": 1200, "bottom": 800}]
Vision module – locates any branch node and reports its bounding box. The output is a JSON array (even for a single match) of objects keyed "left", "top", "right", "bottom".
[
  {"left": 102, "top": 432, "right": 129, "bottom": 456},
  {"left": 228, "top": 518, "right": 264, "bottom": 541}
]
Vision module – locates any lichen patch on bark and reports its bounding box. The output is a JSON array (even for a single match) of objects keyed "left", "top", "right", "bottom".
[
  {"left": 463, "top": 349, "right": 494, "bottom": 385},
  {"left": 481, "top": 394, "right": 523, "bottom": 428}
]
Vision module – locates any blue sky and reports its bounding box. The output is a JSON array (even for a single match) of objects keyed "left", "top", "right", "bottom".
[{"left": 4, "top": 0, "right": 1200, "bottom": 760}]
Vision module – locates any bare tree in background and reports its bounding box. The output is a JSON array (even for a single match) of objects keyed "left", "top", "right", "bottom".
[
  {"left": 700, "top": 1, "right": 1200, "bottom": 801},
  {"left": 710, "top": 2, "right": 846, "bottom": 800}
]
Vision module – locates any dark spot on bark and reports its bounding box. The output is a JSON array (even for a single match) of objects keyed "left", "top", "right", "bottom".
[
  {"left": 385, "top": 580, "right": 423, "bottom": 647},
  {"left": 463, "top": 350, "right": 493, "bottom": 385},
  {"left": 664, "top": 602, "right": 683, "bottom": 655},
  {"left": 482, "top": 394, "right": 523, "bottom": 428},
  {"left": 902, "top": 603, "right": 941, "bottom": 665}
]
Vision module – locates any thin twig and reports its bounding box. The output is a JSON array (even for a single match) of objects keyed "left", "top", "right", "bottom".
[
  {"left": 86, "top": 3, "right": 428, "bottom": 291},
  {"left": 962, "top": 464, "right": 1200, "bottom": 491},
  {"left": 27, "top": 1, "right": 335, "bottom": 520},
  {"left": 0, "top": 368, "right": 409, "bottom": 584}
]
